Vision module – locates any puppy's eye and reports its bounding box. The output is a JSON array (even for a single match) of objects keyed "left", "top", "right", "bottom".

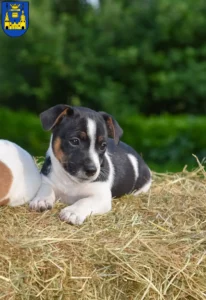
[
  {"left": 69, "top": 138, "right": 80, "bottom": 146},
  {"left": 100, "top": 142, "right": 107, "bottom": 151}
]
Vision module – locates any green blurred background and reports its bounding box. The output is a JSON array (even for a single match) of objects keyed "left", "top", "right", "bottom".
[{"left": 0, "top": 0, "right": 206, "bottom": 172}]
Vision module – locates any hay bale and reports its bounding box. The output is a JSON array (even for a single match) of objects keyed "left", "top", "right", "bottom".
[{"left": 0, "top": 163, "right": 206, "bottom": 299}]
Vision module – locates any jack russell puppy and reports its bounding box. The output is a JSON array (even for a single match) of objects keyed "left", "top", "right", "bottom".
[{"left": 29, "top": 105, "right": 152, "bottom": 224}]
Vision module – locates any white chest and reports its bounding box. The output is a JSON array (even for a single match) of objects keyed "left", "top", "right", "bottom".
[{"left": 45, "top": 166, "right": 110, "bottom": 205}]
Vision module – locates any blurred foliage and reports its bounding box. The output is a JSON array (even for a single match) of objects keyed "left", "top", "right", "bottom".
[
  {"left": 120, "top": 114, "right": 206, "bottom": 172},
  {"left": 0, "top": 108, "right": 50, "bottom": 156},
  {"left": 1, "top": 108, "right": 205, "bottom": 172},
  {"left": 0, "top": 0, "right": 206, "bottom": 116}
]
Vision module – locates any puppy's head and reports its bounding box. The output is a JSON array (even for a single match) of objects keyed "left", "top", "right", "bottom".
[{"left": 40, "top": 105, "right": 123, "bottom": 182}]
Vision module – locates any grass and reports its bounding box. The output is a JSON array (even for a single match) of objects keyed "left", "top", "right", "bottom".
[{"left": 0, "top": 158, "right": 206, "bottom": 299}]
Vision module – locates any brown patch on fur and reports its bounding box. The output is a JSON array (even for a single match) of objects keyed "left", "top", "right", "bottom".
[
  {"left": 0, "top": 198, "right": 10, "bottom": 206},
  {"left": 52, "top": 108, "right": 69, "bottom": 129},
  {"left": 80, "top": 131, "right": 87, "bottom": 140},
  {"left": 53, "top": 137, "right": 64, "bottom": 162},
  {"left": 0, "top": 161, "right": 13, "bottom": 202},
  {"left": 106, "top": 117, "right": 116, "bottom": 140},
  {"left": 98, "top": 136, "right": 104, "bottom": 143}
]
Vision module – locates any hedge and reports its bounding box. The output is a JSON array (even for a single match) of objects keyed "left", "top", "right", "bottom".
[
  {"left": 0, "top": 108, "right": 205, "bottom": 172},
  {"left": 1, "top": 0, "right": 206, "bottom": 117},
  {"left": 119, "top": 115, "right": 206, "bottom": 171},
  {"left": 0, "top": 108, "right": 50, "bottom": 156}
]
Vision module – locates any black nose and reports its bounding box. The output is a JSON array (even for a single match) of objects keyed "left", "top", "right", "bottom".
[{"left": 84, "top": 164, "right": 97, "bottom": 177}]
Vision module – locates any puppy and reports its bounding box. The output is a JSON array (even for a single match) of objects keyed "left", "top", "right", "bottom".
[
  {"left": 29, "top": 105, "right": 151, "bottom": 224},
  {"left": 0, "top": 140, "right": 41, "bottom": 206}
]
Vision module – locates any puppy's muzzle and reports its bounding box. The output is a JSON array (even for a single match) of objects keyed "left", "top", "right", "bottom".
[{"left": 84, "top": 163, "right": 97, "bottom": 177}]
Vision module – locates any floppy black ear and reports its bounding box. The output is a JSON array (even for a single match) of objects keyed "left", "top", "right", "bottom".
[
  {"left": 99, "top": 111, "right": 123, "bottom": 144},
  {"left": 40, "top": 104, "right": 74, "bottom": 131}
]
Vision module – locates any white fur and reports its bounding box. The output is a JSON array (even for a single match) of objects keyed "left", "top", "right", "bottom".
[
  {"left": 87, "top": 118, "right": 100, "bottom": 175},
  {"left": 29, "top": 178, "right": 55, "bottom": 211},
  {"left": 59, "top": 184, "right": 112, "bottom": 225},
  {"left": 0, "top": 140, "right": 41, "bottom": 206},
  {"left": 127, "top": 153, "right": 139, "bottom": 181},
  {"left": 104, "top": 152, "right": 115, "bottom": 189},
  {"left": 30, "top": 143, "right": 113, "bottom": 224}
]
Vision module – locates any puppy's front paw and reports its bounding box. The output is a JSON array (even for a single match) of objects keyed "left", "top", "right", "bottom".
[
  {"left": 59, "top": 206, "right": 86, "bottom": 225},
  {"left": 29, "top": 196, "right": 54, "bottom": 212}
]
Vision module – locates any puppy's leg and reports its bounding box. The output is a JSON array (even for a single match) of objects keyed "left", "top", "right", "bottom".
[
  {"left": 29, "top": 176, "right": 55, "bottom": 212},
  {"left": 59, "top": 189, "right": 112, "bottom": 225},
  {"left": 133, "top": 178, "right": 152, "bottom": 196}
]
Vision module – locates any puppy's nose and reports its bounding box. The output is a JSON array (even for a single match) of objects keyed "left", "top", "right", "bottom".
[{"left": 84, "top": 164, "right": 97, "bottom": 177}]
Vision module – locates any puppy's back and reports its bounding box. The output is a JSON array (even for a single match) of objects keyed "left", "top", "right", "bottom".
[{"left": 107, "top": 139, "right": 151, "bottom": 197}]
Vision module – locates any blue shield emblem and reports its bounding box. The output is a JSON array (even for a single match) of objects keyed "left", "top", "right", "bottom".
[{"left": 1, "top": 1, "right": 29, "bottom": 37}]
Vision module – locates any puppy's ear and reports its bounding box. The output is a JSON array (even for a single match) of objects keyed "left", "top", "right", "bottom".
[
  {"left": 40, "top": 104, "right": 74, "bottom": 131},
  {"left": 99, "top": 112, "right": 123, "bottom": 144}
]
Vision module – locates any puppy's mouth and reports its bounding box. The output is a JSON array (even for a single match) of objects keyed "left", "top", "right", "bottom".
[
  {"left": 77, "top": 172, "right": 99, "bottom": 183},
  {"left": 62, "top": 163, "right": 99, "bottom": 183}
]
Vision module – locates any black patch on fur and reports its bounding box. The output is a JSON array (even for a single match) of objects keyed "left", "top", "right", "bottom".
[
  {"left": 51, "top": 107, "right": 108, "bottom": 179},
  {"left": 95, "top": 155, "right": 110, "bottom": 182},
  {"left": 94, "top": 138, "right": 151, "bottom": 198},
  {"left": 41, "top": 156, "right": 52, "bottom": 176},
  {"left": 110, "top": 140, "right": 151, "bottom": 197}
]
